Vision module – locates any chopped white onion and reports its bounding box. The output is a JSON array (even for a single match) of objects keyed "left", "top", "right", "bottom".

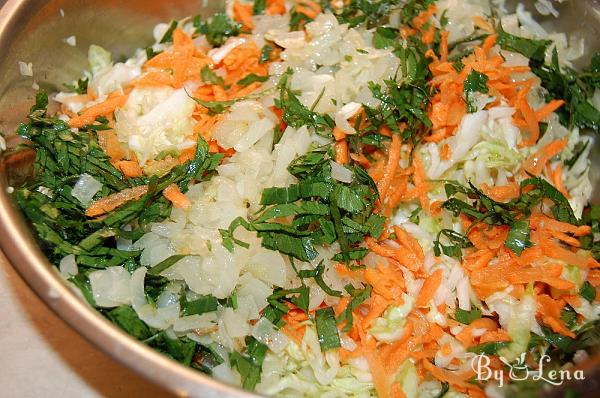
[
  {"left": 152, "top": 23, "right": 170, "bottom": 43},
  {"left": 330, "top": 161, "right": 353, "bottom": 183},
  {"left": 208, "top": 37, "right": 247, "bottom": 64},
  {"left": 71, "top": 173, "right": 103, "bottom": 206},
  {"left": 535, "top": 0, "right": 559, "bottom": 17},
  {"left": 18, "top": 61, "right": 33, "bottom": 77},
  {"left": 89, "top": 266, "right": 132, "bottom": 308},
  {"left": 212, "top": 363, "right": 242, "bottom": 385},
  {"left": 59, "top": 254, "right": 78, "bottom": 277},
  {"left": 457, "top": 278, "right": 471, "bottom": 311},
  {"left": 488, "top": 106, "right": 516, "bottom": 120},
  {"left": 339, "top": 102, "right": 362, "bottom": 119},
  {"left": 265, "top": 30, "right": 306, "bottom": 49},
  {"left": 251, "top": 317, "right": 289, "bottom": 354},
  {"left": 64, "top": 35, "right": 77, "bottom": 46},
  {"left": 222, "top": 307, "right": 250, "bottom": 338},
  {"left": 173, "top": 313, "right": 218, "bottom": 333}
]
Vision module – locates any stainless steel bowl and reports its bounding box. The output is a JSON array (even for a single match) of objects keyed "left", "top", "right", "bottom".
[{"left": 0, "top": 1, "right": 599, "bottom": 397}]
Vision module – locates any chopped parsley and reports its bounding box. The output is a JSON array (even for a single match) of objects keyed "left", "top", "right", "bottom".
[
  {"left": 315, "top": 307, "right": 342, "bottom": 350},
  {"left": 64, "top": 77, "right": 89, "bottom": 94},
  {"left": 201, "top": 65, "right": 226, "bottom": 87},
  {"left": 454, "top": 307, "right": 482, "bottom": 325},
  {"left": 259, "top": 44, "right": 274, "bottom": 64},
  {"left": 159, "top": 20, "right": 178, "bottom": 44},
  {"left": 463, "top": 70, "right": 489, "bottom": 113},
  {"left": 194, "top": 13, "right": 241, "bottom": 47},
  {"left": 496, "top": 26, "right": 600, "bottom": 133},
  {"left": 237, "top": 73, "right": 269, "bottom": 87},
  {"left": 221, "top": 148, "right": 382, "bottom": 266},
  {"left": 436, "top": 178, "right": 578, "bottom": 258},
  {"left": 274, "top": 70, "right": 335, "bottom": 136}
]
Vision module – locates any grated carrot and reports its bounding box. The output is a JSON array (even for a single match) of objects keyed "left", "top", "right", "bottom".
[
  {"left": 473, "top": 16, "right": 495, "bottom": 34},
  {"left": 163, "top": 183, "right": 192, "bottom": 209},
  {"left": 440, "top": 31, "right": 449, "bottom": 62},
  {"left": 86, "top": 185, "right": 148, "bottom": 217},
  {"left": 523, "top": 138, "right": 568, "bottom": 176},
  {"left": 537, "top": 294, "right": 576, "bottom": 338},
  {"left": 117, "top": 160, "right": 144, "bottom": 178},
  {"left": 233, "top": 0, "right": 254, "bottom": 29},
  {"left": 266, "top": 0, "right": 286, "bottom": 14},
  {"left": 518, "top": 97, "right": 540, "bottom": 146},
  {"left": 412, "top": 4, "right": 437, "bottom": 29},
  {"left": 97, "top": 130, "right": 127, "bottom": 163},
  {"left": 535, "top": 99, "right": 565, "bottom": 122},
  {"left": 335, "top": 139, "right": 349, "bottom": 164},
  {"left": 416, "top": 269, "right": 443, "bottom": 308},
  {"left": 68, "top": 94, "right": 128, "bottom": 128},
  {"left": 410, "top": 153, "right": 430, "bottom": 212},
  {"left": 422, "top": 360, "right": 484, "bottom": 396},
  {"left": 377, "top": 134, "right": 402, "bottom": 200}
]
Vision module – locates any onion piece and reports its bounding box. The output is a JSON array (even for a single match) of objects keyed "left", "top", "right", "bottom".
[
  {"left": 59, "top": 254, "right": 78, "bottom": 277},
  {"left": 330, "top": 161, "right": 353, "bottom": 183},
  {"left": 208, "top": 37, "right": 247, "bottom": 64},
  {"left": 18, "top": 61, "right": 33, "bottom": 77},
  {"left": 72, "top": 173, "right": 103, "bottom": 206},
  {"left": 251, "top": 317, "right": 289, "bottom": 354}
]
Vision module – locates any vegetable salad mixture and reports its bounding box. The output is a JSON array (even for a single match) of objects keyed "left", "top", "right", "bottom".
[{"left": 9, "top": 0, "right": 600, "bottom": 396}]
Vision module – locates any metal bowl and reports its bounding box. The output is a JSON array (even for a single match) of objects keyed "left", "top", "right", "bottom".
[{"left": 0, "top": 1, "right": 599, "bottom": 397}]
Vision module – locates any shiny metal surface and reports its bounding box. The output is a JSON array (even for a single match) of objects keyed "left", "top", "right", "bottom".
[{"left": 0, "top": 1, "right": 599, "bottom": 397}]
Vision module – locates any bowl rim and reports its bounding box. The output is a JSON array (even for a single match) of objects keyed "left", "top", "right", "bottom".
[{"left": 0, "top": 1, "right": 258, "bottom": 397}]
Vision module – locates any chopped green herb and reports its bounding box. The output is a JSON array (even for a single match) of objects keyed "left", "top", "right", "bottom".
[
  {"left": 145, "top": 47, "right": 162, "bottom": 60},
  {"left": 274, "top": 70, "right": 335, "bottom": 135},
  {"left": 455, "top": 307, "right": 482, "bottom": 325},
  {"left": 580, "top": 281, "right": 596, "bottom": 302},
  {"left": 183, "top": 295, "right": 219, "bottom": 316},
  {"left": 497, "top": 24, "right": 551, "bottom": 63},
  {"left": 253, "top": 0, "right": 267, "bottom": 15},
  {"left": 237, "top": 73, "right": 269, "bottom": 87},
  {"left": 505, "top": 219, "right": 534, "bottom": 256},
  {"left": 373, "top": 26, "right": 399, "bottom": 49},
  {"left": 201, "top": 65, "right": 226, "bottom": 87},
  {"left": 463, "top": 70, "right": 489, "bottom": 113},
  {"left": 194, "top": 13, "right": 241, "bottom": 47},
  {"left": 230, "top": 337, "right": 268, "bottom": 390},
  {"left": 315, "top": 307, "right": 342, "bottom": 351},
  {"left": 106, "top": 305, "right": 154, "bottom": 340},
  {"left": 159, "top": 20, "right": 178, "bottom": 44},
  {"left": 64, "top": 77, "right": 89, "bottom": 94},
  {"left": 298, "top": 262, "right": 343, "bottom": 297},
  {"left": 337, "top": 284, "right": 372, "bottom": 332},
  {"left": 561, "top": 305, "right": 578, "bottom": 330},
  {"left": 433, "top": 229, "right": 472, "bottom": 259},
  {"left": 468, "top": 341, "right": 510, "bottom": 355},
  {"left": 259, "top": 44, "right": 274, "bottom": 64},
  {"left": 147, "top": 255, "right": 186, "bottom": 276}
]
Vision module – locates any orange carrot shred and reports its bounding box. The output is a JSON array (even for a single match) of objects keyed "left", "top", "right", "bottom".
[
  {"left": 117, "top": 160, "right": 144, "bottom": 178},
  {"left": 233, "top": 0, "right": 254, "bottom": 29},
  {"left": 86, "top": 185, "right": 148, "bottom": 217},
  {"left": 69, "top": 94, "right": 128, "bottom": 128},
  {"left": 377, "top": 134, "right": 402, "bottom": 200},
  {"left": 416, "top": 269, "right": 443, "bottom": 308},
  {"left": 163, "top": 183, "right": 192, "bottom": 209}
]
